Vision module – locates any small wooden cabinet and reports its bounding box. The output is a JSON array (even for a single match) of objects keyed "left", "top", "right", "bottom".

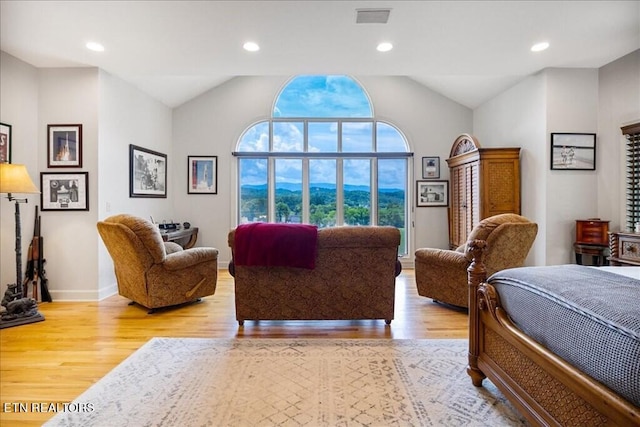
[
  {"left": 609, "top": 231, "right": 640, "bottom": 266},
  {"left": 576, "top": 219, "right": 609, "bottom": 246},
  {"left": 574, "top": 219, "right": 610, "bottom": 266},
  {"left": 446, "top": 134, "right": 521, "bottom": 249}
]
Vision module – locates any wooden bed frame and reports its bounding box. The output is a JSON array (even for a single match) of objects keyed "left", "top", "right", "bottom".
[{"left": 466, "top": 240, "right": 640, "bottom": 426}]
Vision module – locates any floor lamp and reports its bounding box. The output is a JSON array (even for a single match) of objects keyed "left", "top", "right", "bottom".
[{"left": 0, "top": 162, "right": 44, "bottom": 328}]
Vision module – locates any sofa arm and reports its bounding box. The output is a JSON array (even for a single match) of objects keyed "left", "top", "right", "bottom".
[
  {"left": 162, "top": 247, "right": 219, "bottom": 271},
  {"left": 229, "top": 260, "right": 235, "bottom": 277}
]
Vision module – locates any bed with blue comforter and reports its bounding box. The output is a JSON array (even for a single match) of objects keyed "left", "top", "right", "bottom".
[{"left": 466, "top": 240, "right": 640, "bottom": 426}]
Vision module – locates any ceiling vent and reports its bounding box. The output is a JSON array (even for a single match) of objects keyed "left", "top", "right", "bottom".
[{"left": 356, "top": 8, "right": 391, "bottom": 24}]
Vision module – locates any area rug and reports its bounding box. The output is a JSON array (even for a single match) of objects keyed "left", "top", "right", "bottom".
[{"left": 44, "top": 338, "right": 527, "bottom": 427}]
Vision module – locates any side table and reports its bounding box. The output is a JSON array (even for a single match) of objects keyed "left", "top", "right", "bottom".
[{"left": 573, "top": 243, "right": 609, "bottom": 266}]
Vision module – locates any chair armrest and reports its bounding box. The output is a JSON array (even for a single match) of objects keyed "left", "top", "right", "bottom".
[
  {"left": 162, "top": 247, "right": 219, "bottom": 271},
  {"left": 164, "top": 241, "right": 183, "bottom": 254},
  {"left": 415, "top": 248, "right": 469, "bottom": 269}
]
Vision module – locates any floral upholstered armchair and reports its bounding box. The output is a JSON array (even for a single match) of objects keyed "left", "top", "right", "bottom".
[
  {"left": 415, "top": 213, "right": 537, "bottom": 308},
  {"left": 97, "top": 214, "right": 218, "bottom": 313}
]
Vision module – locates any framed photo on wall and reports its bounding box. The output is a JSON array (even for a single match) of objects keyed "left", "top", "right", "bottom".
[
  {"left": 40, "top": 172, "right": 89, "bottom": 211},
  {"left": 550, "top": 133, "right": 596, "bottom": 170},
  {"left": 129, "top": 144, "right": 167, "bottom": 198},
  {"left": 188, "top": 155, "right": 218, "bottom": 194},
  {"left": 0, "top": 122, "right": 11, "bottom": 163},
  {"left": 416, "top": 180, "right": 449, "bottom": 207},
  {"left": 47, "top": 124, "right": 82, "bottom": 167},
  {"left": 422, "top": 156, "right": 440, "bottom": 179}
]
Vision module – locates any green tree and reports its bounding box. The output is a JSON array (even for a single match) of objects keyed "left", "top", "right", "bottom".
[
  {"left": 276, "top": 202, "right": 290, "bottom": 222},
  {"left": 345, "top": 206, "right": 370, "bottom": 225}
]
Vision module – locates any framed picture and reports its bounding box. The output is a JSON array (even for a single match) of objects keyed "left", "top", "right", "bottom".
[
  {"left": 422, "top": 156, "right": 440, "bottom": 179},
  {"left": 47, "top": 124, "right": 82, "bottom": 168},
  {"left": 417, "top": 180, "right": 449, "bottom": 207},
  {"left": 40, "top": 172, "right": 89, "bottom": 211},
  {"left": 129, "top": 144, "right": 167, "bottom": 198},
  {"left": 550, "top": 133, "right": 596, "bottom": 170},
  {"left": 0, "top": 122, "right": 11, "bottom": 163},
  {"left": 188, "top": 155, "right": 218, "bottom": 194}
]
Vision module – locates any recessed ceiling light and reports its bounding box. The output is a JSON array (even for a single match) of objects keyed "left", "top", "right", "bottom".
[
  {"left": 531, "top": 42, "right": 549, "bottom": 52},
  {"left": 243, "top": 41, "right": 260, "bottom": 52},
  {"left": 86, "top": 41, "right": 105, "bottom": 52},
  {"left": 377, "top": 42, "right": 393, "bottom": 52}
]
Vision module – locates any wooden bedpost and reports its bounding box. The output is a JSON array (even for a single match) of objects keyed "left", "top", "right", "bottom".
[{"left": 466, "top": 239, "right": 487, "bottom": 387}]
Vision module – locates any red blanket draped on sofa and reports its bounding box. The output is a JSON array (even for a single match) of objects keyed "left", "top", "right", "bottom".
[{"left": 234, "top": 223, "right": 319, "bottom": 269}]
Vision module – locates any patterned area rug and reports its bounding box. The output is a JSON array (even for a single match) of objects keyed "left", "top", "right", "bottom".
[{"left": 44, "top": 338, "right": 527, "bottom": 426}]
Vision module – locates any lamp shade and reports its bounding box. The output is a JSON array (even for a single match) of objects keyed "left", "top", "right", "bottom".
[{"left": 0, "top": 163, "right": 39, "bottom": 194}]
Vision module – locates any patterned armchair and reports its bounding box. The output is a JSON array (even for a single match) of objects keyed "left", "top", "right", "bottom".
[
  {"left": 415, "top": 213, "right": 537, "bottom": 308},
  {"left": 97, "top": 214, "right": 218, "bottom": 313}
]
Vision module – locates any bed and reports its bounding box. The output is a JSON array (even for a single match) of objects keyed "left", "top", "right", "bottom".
[{"left": 466, "top": 240, "right": 640, "bottom": 426}]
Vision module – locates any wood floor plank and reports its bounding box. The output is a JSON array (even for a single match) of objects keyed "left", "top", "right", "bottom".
[{"left": 0, "top": 269, "right": 468, "bottom": 426}]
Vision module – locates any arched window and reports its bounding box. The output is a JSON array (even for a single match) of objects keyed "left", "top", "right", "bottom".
[{"left": 234, "top": 75, "right": 412, "bottom": 255}]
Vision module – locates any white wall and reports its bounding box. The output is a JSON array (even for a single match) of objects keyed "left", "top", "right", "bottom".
[
  {"left": 0, "top": 52, "right": 40, "bottom": 290},
  {"left": 474, "top": 53, "right": 639, "bottom": 267},
  {"left": 597, "top": 49, "right": 640, "bottom": 231},
  {"left": 96, "top": 70, "right": 174, "bottom": 299},
  {"left": 172, "top": 76, "right": 472, "bottom": 266},
  {"left": 474, "top": 68, "right": 599, "bottom": 266},
  {"left": 545, "top": 68, "right": 599, "bottom": 265},
  {"left": 36, "top": 67, "right": 100, "bottom": 300},
  {"left": 473, "top": 72, "right": 547, "bottom": 266},
  {"left": 1, "top": 51, "right": 174, "bottom": 301}
]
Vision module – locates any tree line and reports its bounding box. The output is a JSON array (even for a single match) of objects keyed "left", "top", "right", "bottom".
[{"left": 240, "top": 186, "right": 405, "bottom": 228}]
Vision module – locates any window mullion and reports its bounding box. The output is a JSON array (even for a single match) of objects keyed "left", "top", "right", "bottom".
[
  {"left": 371, "top": 158, "right": 378, "bottom": 225},
  {"left": 268, "top": 157, "right": 275, "bottom": 222},
  {"left": 336, "top": 158, "right": 344, "bottom": 226}
]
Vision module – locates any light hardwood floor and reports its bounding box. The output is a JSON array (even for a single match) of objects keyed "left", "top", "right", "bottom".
[{"left": 0, "top": 269, "right": 468, "bottom": 426}]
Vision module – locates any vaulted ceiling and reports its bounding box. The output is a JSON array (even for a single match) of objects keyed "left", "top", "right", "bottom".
[{"left": 1, "top": 1, "right": 638, "bottom": 109}]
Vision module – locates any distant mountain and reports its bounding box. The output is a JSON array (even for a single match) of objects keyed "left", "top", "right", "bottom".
[{"left": 242, "top": 183, "right": 403, "bottom": 192}]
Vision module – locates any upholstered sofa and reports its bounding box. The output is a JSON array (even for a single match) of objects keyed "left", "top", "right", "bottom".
[
  {"left": 415, "top": 213, "right": 537, "bottom": 308},
  {"left": 228, "top": 225, "right": 401, "bottom": 325},
  {"left": 97, "top": 214, "right": 218, "bottom": 312}
]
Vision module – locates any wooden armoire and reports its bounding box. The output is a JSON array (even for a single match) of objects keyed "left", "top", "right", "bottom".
[{"left": 446, "top": 134, "right": 521, "bottom": 249}]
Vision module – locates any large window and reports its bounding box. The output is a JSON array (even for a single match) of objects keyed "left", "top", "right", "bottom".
[{"left": 235, "top": 75, "right": 411, "bottom": 255}]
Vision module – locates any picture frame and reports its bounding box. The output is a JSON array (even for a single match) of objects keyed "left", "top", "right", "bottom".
[
  {"left": 129, "top": 144, "right": 167, "bottom": 198},
  {"left": 416, "top": 180, "right": 449, "bottom": 207},
  {"left": 422, "top": 156, "right": 440, "bottom": 179},
  {"left": 40, "top": 172, "right": 89, "bottom": 211},
  {"left": 0, "top": 122, "right": 11, "bottom": 163},
  {"left": 550, "top": 133, "right": 596, "bottom": 170},
  {"left": 47, "top": 124, "right": 82, "bottom": 168},
  {"left": 188, "top": 155, "right": 218, "bottom": 194}
]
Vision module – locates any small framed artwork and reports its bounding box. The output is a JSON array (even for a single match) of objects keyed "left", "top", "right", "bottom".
[
  {"left": 422, "top": 156, "right": 440, "bottom": 179},
  {"left": 0, "top": 122, "right": 11, "bottom": 163},
  {"left": 416, "top": 180, "right": 449, "bottom": 207},
  {"left": 129, "top": 144, "right": 167, "bottom": 198},
  {"left": 188, "top": 155, "right": 218, "bottom": 194},
  {"left": 550, "top": 133, "right": 596, "bottom": 170},
  {"left": 47, "top": 124, "right": 82, "bottom": 168},
  {"left": 40, "top": 172, "right": 89, "bottom": 211}
]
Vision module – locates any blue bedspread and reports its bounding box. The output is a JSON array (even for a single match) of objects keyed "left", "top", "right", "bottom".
[{"left": 489, "top": 265, "right": 640, "bottom": 407}]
